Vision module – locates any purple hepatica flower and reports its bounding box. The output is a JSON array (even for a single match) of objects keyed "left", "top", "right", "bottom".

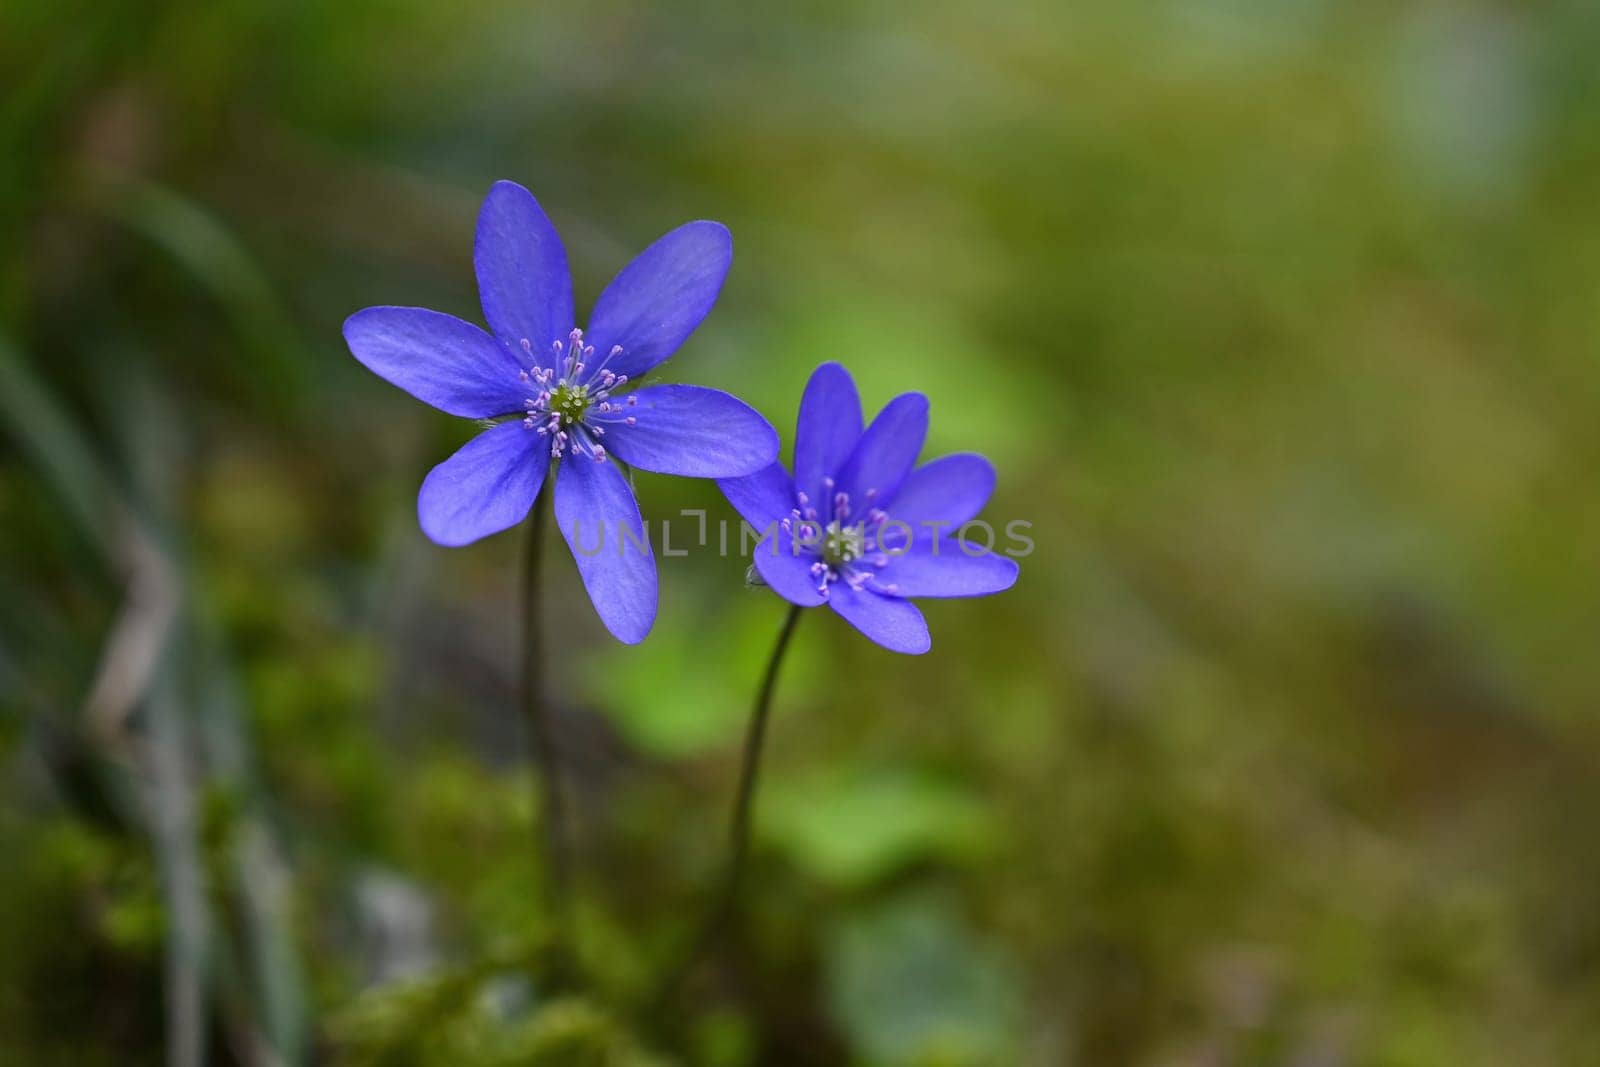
[
  {"left": 344, "top": 180, "right": 778, "bottom": 644},
  {"left": 718, "top": 362, "right": 1018, "bottom": 654}
]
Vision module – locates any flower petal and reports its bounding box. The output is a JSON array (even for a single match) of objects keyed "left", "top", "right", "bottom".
[
  {"left": 883, "top": 453, "right": 996, "bottom": 529},
  {"left": 751, "top": 546, "right": 827, "bottom": 608},
  {"left": 833, "top": 393, "right": 929, "bottom": 508},
  {"left": 554, "top": 455, "right": 657, "bottom": 644},
  {"left": 474, "top": 180, "right": 573, "bottom": 363},
  {"left": 879, "top": 539, "right": 1018, "bottom": 598},
  {"left": 718, "top": 461, "right": 798, "bottom": 529},
  {"left": 827, "top": 584, "right": 930, "bottom": 654},
  {"left": 344, "top": 307, "right": 527, "bottom": 418},
  {"left": 417, "top": 421, "right": 547, "bottom": 546},
  {"left": 585, "top": 221, "right": 732, "bottom": 379},
  {"left": 601, "top": 385, "right": 777, "bottom": 477},
  {"left": 793, "top": 362, "right": 863, "bottom": 515}
]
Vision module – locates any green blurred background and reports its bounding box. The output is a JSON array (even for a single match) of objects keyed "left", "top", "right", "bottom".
[{"left": 6, "top": 0, "right": 1600, "bottom": 1063}]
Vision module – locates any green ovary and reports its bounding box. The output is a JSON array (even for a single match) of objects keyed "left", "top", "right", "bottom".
[
  {"left": 549, "top": 383, "right": 590, "bottom": 426},
  {"left": 822, "top": 520, "right": 865, "bottom": 566}
]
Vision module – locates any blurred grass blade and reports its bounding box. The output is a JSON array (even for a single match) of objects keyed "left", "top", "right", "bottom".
[
  {"left": 193, "top": 636, "right": 311, "bottom": 1065},
  {"left": 145, "top": 661, "right": 212, "bottom": 1067},
  {"left": 119, "top": 373, "right": 310, "bottom": 1065},
  {"left": 85, "top": 178, "right": 307, "bottom": 407},
  {"left": 0, "top": 330, "right": 114, "bottom": 556},
  {"left": 0, "top": 330, "right": 181, "bottom": 742}
]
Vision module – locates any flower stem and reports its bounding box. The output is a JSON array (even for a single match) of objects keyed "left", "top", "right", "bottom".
[
  {"left": 721, "top": 603, "right": 803, "bottom": 915},
  {"left": 649, "top": 604, "right": 803, "bottom": 1019},
  {"left": 522, "top": 481, "right": 574, "bottom": 971}
]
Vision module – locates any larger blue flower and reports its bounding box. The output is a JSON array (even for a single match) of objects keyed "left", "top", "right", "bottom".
[
  {"left": 719, "top": 363, "right": 1018, "bottom": 654},
  {"left": 344, "top": 180, "right": 778, "bottom": 644}
]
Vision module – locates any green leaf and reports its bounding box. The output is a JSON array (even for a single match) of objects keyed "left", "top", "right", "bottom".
[
  {"left": 825, "top": 891, "right": 1024, "bottom": 1066},
  {"left": 761, "top": 766, "right": 993, "bottom": 888},
  {"left": 589, "top": 594, "right": 818, "bottom": 759}
]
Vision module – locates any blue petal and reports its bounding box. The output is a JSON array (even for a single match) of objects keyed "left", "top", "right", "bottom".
[
  {"left": 718, "top": 463, "right": 826, "bottom": 605},
  {"left": 879, "top": 539, "right": 1018, "bottom": 598},
  {"left": 752, "top": 546, "right": 827, "bottom": 608},
  {"left": 554, "top": 455, "right": 657, "bottom": 644},
  {"left": 883, "top": 453, "right": 996, "bottom": 529},
  {"left": 474, "top": 181, "right": 573, "bottom": 363},
  {"left": 345, "top": 307, "right": 527, "bottom": 418},
  {"left": 417, "top": 421, "right": 547, "bottom": 546},
  {"left": 585, "top": 221, "right": 732, "bottom": 380},
  {"left": 833, "top": 392, "right": 929, "bottom": 507},
  {"left": 718, "top": 461, "right": 798, "bottom": 529},
  {"left": 601, "top": 385, "right": 777, "bottom": 477},
  {"left": 827, "top": 584, "right": 930, "bottom": 654},
  {"left": 793, "top": 362, "right": 863, "bottom": 516}
]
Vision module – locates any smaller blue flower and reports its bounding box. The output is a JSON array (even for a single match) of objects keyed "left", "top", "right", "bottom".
[
  {"left": 719, "top": 363, "right": 1018, "bottom": 654},
  {"left": 344, "top": 180, "right": 778, "bottom": 644}
]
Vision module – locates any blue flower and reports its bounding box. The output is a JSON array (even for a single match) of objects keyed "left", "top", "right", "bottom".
[
  {"left": 344, "top": 180, "right": 778, "bottom": 644},
  {"left": 718, "top": 362, "right": 1018, "bottom": 654}
]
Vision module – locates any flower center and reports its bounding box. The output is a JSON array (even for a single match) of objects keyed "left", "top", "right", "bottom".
[
  {"left": 822, "top": 520, "right": 865, "bottom": 566},
  {"left": 515, "top": 328, "right": 637, "bottom": 463},
  {"left": 548, "top": 382, "right": 590, "bottom": 427},
  {"left": 782, "top": 479, "right": 899, "bottom": 600}
]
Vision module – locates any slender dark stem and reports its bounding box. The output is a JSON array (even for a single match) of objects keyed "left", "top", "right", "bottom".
[
  {"left": 700, "top": 604, "right": 806, "bottom": 947},
  {"left": 522, "top": 482, "right": 574, "bottom": 967},
  {"left": 720, "top": 603, "right": 803, "bottom": 916},
  {"left": 656, "top": 604, "right": 803, "bottom": 1013}
]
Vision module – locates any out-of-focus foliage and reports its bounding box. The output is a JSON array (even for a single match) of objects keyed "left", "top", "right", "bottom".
[{"left": 5, "top": 0, "right": 1600, "bottom": 1063}]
